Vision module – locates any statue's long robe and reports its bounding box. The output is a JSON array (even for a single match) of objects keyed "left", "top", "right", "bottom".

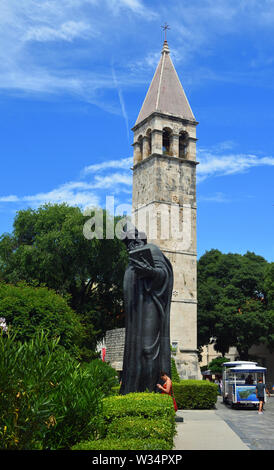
[{"left": 120, "top": 243, "right": 173, "bottom": 394}]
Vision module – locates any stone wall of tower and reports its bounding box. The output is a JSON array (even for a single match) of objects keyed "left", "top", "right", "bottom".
[{"left": 132, "top": 151, "right": 201, "bottom": 379}]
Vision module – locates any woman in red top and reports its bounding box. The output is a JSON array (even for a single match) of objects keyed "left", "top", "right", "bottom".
[{"left": 157, "top": 371, "right": 178, "bottom": 412}]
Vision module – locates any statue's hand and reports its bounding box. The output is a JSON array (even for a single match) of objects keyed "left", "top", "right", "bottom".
[{"left": 130, "top": 256, "right": 155, "bottom": 278}]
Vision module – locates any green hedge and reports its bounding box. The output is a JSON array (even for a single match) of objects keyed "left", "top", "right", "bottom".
[
  {"left": 72, "top": 392, "right": 176, "bottom": 451},
  {"left": 173, "top": 380, "right": 218, "bottom": 409},
  {"left": 107, "top": 416, "right": 174, "bottom": 445},
  {"left": 111, "top": 385, "right": 120, "bottom": 395},
  {"left": 72, "top": 437, "right": 171, "bottom": 451},
  {"left": 111, "top": 381, "right": 218, "bottom": 410},
  {"left": 102, "top": 392, "right": 174, "bottom": 420}
]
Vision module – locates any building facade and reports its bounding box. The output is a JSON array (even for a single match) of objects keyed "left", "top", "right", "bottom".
[{"left": 131, "top": 40, "right": 201, "bottom": 379}]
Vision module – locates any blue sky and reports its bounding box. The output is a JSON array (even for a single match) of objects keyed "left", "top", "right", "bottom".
[{"left": 0, "top": 0, "right": 273, "bottom": 261}]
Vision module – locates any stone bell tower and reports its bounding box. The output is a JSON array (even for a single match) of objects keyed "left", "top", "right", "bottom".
[{"left": 131, "top": 39, "right": 201, "bottom": 379}]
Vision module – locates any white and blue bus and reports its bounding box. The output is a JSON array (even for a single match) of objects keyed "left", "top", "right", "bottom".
[{"left": 222, "top": 361, "right": 267, "bottom": 408}]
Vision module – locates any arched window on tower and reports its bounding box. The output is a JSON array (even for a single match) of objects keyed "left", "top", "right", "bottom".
[
  {"left": 179, "top": 131, "right": 189, "bottom": 159},
  {"left": 142, "top": 129, "right": 152, "bottom": 159},
  {"left": 146, "top": 129, "right": 152, "bottom": 156},
  {"left": 137, "top": 135, "right": 143, "bottom": 162},
  {"left": 162, "top": 128, "right": 172, "bottom": 155}
]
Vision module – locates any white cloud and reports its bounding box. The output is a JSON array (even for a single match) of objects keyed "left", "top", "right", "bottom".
[
  {"left": 93, "top": 173, "right": 132, "bottom": 189},
  {"left": 83, "top": 157, "right": 132, "bottom": 174},
  {"left": 0, "top": 0, "right": 154, "bottom": 103},
  {"left": 198, "top": 192, "right": 232, "bottom": 203},
  {"left": 0, "top": 0, "right": 273, "bottom": 105},
  {"left": 0, "top": 159, "right": 132, "bottom": 210},
  {"left": 0, "top": 146, "right": 273, "bottom": 212},
  {"left": 11, "top": 184, "right": 100, "bottom": 209},
  {"left": 111, "top": 65, "right": 130, "bottom": 141},
  {"left": 105, "top": 0, "right": 155, "bottom": 16},
  {"left": 24, "top": 21, "right": 93, "bottom": 43},
  {"left": 0, "top": 195, "right": 19, "bottom": 202},
  {"left": 197, "top": 148, "right": 274, "bottom": 183}
]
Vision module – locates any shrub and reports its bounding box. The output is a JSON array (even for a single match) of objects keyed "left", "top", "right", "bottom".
[
  {"left": 107, "top": 416, "right": 174, "bottom": 445},
  {"left": 43, "top": 363, "right": 104, "bottom": 450},
  {"left": 0, "top": 331, "right": 103, "bottom": 450},
  {"left": 110, "top": 385, "right": 120, "bottom": 395},
  {"left": 72, "top": 437, "right": 171, "bottom": 451},
  {"left": 72, "top": 392, "right": 176, "bottom": 451},
  {"left": 0, "top": 282, "right": 84, "bottom": 357},
  {"left": 172, "top": 380, "right": 218, "bottom": 409},
  {"left": 102, "top": 392, "right": 174, "bottom": 420},
  {"left": 81, "top": 360, "right": 118, "bottom": 397},
  {"left": 171, "top": 357, "right": 181, "bottom": 382}
]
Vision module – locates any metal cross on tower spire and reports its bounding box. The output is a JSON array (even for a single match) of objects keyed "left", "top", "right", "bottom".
[{"left": 161, "top": 22, "right": 170, "bottom": 42}]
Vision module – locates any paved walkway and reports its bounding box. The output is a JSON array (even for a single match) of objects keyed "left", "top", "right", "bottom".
[
  {"left": 174, "top": 409, "right": 249, "bottom": 450},
  {"left": 174, "top": 396, "right": 274, "bottom": 451}
]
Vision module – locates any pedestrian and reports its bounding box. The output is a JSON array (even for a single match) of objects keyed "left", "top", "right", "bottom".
[
  {"left": 214, "top": 376, "right": 220, "bottom": 394},
  {"left": 245, "top": 374, "right": 254, "bottom": 385},
  {"left": 256, "top": 377, "right": 270, "bottom": 414},
  {"left": 157, "top": 371, "right": 178, "bottom": 412},
  {"left": 219, "top": 378, "right": 223, "bottom": 394}
]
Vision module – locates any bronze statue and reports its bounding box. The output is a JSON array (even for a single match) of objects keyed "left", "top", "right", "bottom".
[{"left": 120, "top": 226, "right": 173, "bottom": 394}]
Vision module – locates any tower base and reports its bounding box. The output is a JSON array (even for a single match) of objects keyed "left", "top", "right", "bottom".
[{"left": 174, "top": 349, "right": 202, "bottom": 380}]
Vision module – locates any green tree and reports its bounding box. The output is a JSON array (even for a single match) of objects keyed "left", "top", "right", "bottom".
[
  {"left": 264, "top": 262, "right": 274, "bottom": 308},
  {"left": 171, "top": 357, "right": 180, "bottom": 383},
  {"left": 197, "top": 249, "right": 273, "bottom": 358},
  {"left": 208, "top": 356, "right": 229, "bottom": 375},
  {"left": 0, "top": 203, "right": 128, "bottom": 358},
  {"left": 0, "top": 282, "right": 84, "bottom": 357}
]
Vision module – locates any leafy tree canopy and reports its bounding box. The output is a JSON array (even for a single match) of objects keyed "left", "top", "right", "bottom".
[
  {"left": 197, "top": 249, "right": 274, "bottom": 359},
  {"left": 0, "top": 203, "right": 128, "bottom": 359},
  {"left": 208, "top": 357, "right": 230, "bottom": 375}
]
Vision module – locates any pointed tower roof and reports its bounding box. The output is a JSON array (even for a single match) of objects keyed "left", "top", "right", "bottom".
[{"left": 134, "top": 40, "right": 196, "bottom": 128}]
